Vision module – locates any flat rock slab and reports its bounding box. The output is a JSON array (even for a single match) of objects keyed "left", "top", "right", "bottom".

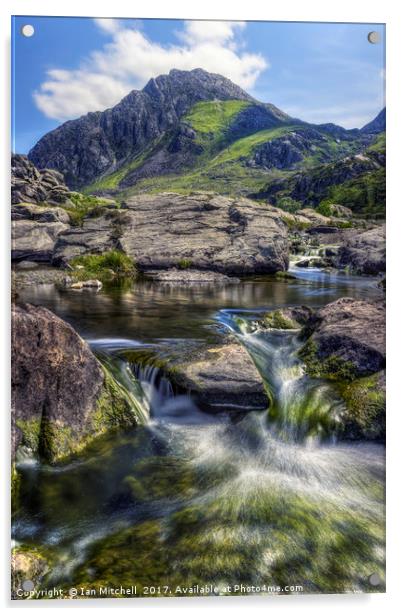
[
  {"left": 12, "top": 219, "right": 70, "bottom": 262},
  {"left": 129, "top": 339, "right": 270, "bottom": 414},
  {"left": 53, "top": 192, "right": 289, "bottom": 274},
  {"left": 146, "top": 268, "right": 240, "bottom": 284}
]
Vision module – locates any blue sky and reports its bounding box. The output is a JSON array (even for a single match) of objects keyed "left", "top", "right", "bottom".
[{"left": 12, "top": 17, "right": 385, "bottom": 154}]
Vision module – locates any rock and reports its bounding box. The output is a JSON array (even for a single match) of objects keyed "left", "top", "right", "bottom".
[
  {"left": 11, "top": 203, "right": 70, "bottom": 224},
  {"left": 336, "top": 225, "right": 385, "bottom": 275},
  {"left": 53, "top": 193, "right": 289, "bottom": 275},
  {"left": 262, "top": 306, "right": 313, "bottom": 330},
  {"left": 12, "top": 219, "right": 70, "bottom": 262},
  {"left": 163, "top": 341, "right": 269, "bottom": 413},
  {"left": 146, "top": 269, "right": 240, "bottom": 284},
  {"left": 297, "top": 208, "right": 332, "bottom": 225},
  {"left": 246, "top": 128, "right": 325, "bottom": 170},
  {"left": 327, "top": 203, "right": 353, "bottom": 218},
  {"left": 11, "top": 546, "right": 52, "bottom": 598},
  {"left": 336, "top": 371, "right": 385, "bottom": 441},
  {"left": 299, "top": 297, "right": 385, "bottom": 378},
  {"left": 11, "top": 154, "right": 72, "bottom": 205},
  {"left": 14, "top": 260, "right": 39, "bottom": 271},
  {"left": 360, "top": 108, "right": 386, "bottom": 134},
  {"left": 306, "top": 225, "right": 340, "bottom": 235},
  {"left": 82, "top": 279, "right": 102, "bottom": 289},
  {"left": 126, "top": 339, "right": 269, "bottom": 414},
  {"left": 11, "top": 303, "right": 140, "bottom": 462},
  {"left": 69, "top": 281, "right": 84, "bottom": 289}
]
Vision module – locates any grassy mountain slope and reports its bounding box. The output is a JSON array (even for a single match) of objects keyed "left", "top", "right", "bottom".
[{"left": 84, "top": 99, "right": 375, "bottom": 206}]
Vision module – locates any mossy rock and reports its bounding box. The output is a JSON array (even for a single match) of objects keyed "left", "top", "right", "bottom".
[{"left": 336, "top": 371, "right": 385, "bottom": 441}]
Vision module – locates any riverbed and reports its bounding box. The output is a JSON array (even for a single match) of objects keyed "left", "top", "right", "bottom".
[{"left": 13, "top": 267, "right": 385, "bottom": 596}]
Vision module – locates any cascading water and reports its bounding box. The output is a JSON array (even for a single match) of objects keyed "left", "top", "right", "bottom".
[
  {"left": 217, "top": 310, "right": 344, "bottom": 442},
  {"left": 12, "top": 273, "right": 385, "bottom": 595}
]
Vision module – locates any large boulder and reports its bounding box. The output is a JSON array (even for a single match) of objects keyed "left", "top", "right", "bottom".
[
  {"left": 299, "top": 297, "right": 385, "bottom": 378},
  {"left": 12, "top": 219, "right": 70, "bottom": 262},
  {"left": 336, "top": 225, "right": 385, "bottom": 275},
  {"left": 12, "top": 303, "right": 140, "bottom": 463},
  {"left": 53, "top": 193, "right": 289, "bottom": 274},
  {"left": 11, "top": 154, "right": 73, "bottom": 206}
]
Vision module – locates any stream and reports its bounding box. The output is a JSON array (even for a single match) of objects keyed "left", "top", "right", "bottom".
[{"left": 13, "top": 267, "right": 385, "bottom": 595}]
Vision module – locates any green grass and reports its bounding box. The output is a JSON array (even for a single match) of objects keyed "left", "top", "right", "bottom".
[
  {"left": 62, "top": 192, "right": 117, "bottom": 226},
  {"left": 366, "top": 131, "right": 385, "bottom": 154},
  {"left": 209, "top": 125, "right": 300, "bottom": 165},
  {"left": 184, "top": 99, "right": 250, "bottom": 136},
  {"left": 70, "top": 250, "right": 137, "bottom": 280}
]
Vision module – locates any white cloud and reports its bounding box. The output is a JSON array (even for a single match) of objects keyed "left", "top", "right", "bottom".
[{"left": 33, "top": 20, "right": 268, "bottom": 121}]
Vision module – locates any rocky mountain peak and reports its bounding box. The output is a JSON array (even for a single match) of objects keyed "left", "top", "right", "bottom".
[{"left": 360, "top": 108, "right": 386, "bottom": 134}]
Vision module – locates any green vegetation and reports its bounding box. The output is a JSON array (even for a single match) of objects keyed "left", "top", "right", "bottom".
[
  {"left": 366, "top": 131, "right": 385, "bottom": 154},
  {"left": 264, "top": 310, "right": 300, "bottom": 330},
  {"left": 177, "top": 258, "right": 192, "bottom": 269},
  {"left": 318, "top": 168, "right": 385, "bottom": 217},
  {"left": 184, "top": 99, "right": 250, "bottom": 136},
  {"left": 70, "top": 250, "right": 137, "bottom": 281},
  {"left": 62, "top": 192, "right": 118, "bottom": 226}
]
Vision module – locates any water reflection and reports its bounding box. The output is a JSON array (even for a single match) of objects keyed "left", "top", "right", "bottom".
[{"left": 18, "top": 271, "right": 381, "bottom": 342}]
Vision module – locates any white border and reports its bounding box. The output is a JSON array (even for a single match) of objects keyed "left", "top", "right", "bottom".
[{"left": 1, "top": 0, "right": 401, "bottom": 614}]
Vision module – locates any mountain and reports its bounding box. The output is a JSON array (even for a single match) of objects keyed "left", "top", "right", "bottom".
[
  {"left": 360, "top": 108, "right": 386, "bottom": 134},
  {"left": 28, "top": 69, "right": 384, "bottom": 216},
  {"left": 28, "top": 68, "right": 287, "bottom": 190}
]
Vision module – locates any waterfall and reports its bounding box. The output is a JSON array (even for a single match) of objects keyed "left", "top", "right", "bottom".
[{"left": 217, "top": 310, "right": 344, "bottom": 442}]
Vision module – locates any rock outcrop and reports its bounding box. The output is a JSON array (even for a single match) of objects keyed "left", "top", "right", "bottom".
[
  {"left": 300, "top": 297, "right": 385, "bottom": 378},
  {"left": 12, "top": 303, "right": 140, "bottom": 462},
  {"left": 11, "top": 154, "right": 73, "bottom": 206},
  {"left": 336, "top": 225, "right": 385, "bottom": 275},
  {"left": 12, "top": 203, "right": 71, "bottom": 262},
  {"left": 53, "top": 192, "right": 289, "bottom": 274}
]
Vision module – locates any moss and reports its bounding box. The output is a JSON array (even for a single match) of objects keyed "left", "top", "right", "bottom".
[
  {"left": 92, "top": 366, "right": 140, "bottom": 431},
  {"left": 336, "top": 372, "right": 385, "bottom": 440},
  {"left": 264, "top": 310, "right": 300, "bottom": 330},
  {"left": 15, "top": 418, "right": 41, "bottom": 452},
  {"left": 11, "top": 464, "right": 21, "bottom": 514},
  {"left": 298, "top": 339, "right": 358, "bottom": 381}
]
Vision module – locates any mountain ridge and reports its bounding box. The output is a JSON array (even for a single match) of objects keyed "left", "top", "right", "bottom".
[{"left": 27, "top": 69, "right": 385, "bottom": 215}]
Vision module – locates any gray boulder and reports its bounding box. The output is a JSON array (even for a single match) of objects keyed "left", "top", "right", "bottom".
[
  {"left": 336, "top": 225, "right": 385, "bottom": 275},
  {"left": 300, "top": 297, "right": 385, "bottom": 378},
  {"left": 53, "top": 193, "right": 289, "bottom": 274},
  {"left": 12, "top": 303, "right": 139, "bottom": 462},
  {"left": 12, "top": 220, "right": 70, "bottom": 262}
]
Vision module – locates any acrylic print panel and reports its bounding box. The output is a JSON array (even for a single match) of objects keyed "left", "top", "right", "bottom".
[{"left": 11, "top": 16, "right": 386, "bottom": 600}]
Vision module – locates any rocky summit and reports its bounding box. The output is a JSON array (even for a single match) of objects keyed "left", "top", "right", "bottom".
[{"left": 52, "top": 192, "right": 289, "bottom": 274}]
